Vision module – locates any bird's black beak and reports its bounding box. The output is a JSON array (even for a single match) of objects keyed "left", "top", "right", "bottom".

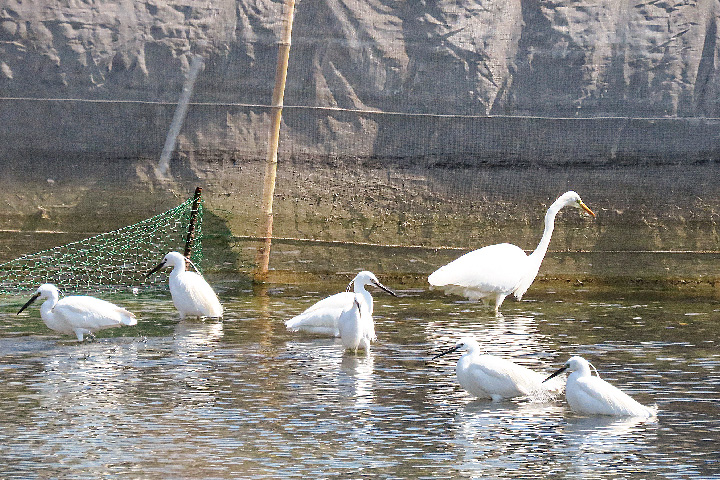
[
  {"left": 17, "top": 292, "right": 41, "bottom": 315},
  {"left": 146, "top": 259, "right": 167, "bottom": 278},
  {"left": 372, "top": 279, "right": 397, "bottom": 297},
  {"left": 345, "top": 280, "right": 354, "bottom": 293},
  {"left": 431, "top": 344, "right": 461, "bottom": 361},
  {"left": 543, "top": 365, "right": 568, "bottom": 383}
]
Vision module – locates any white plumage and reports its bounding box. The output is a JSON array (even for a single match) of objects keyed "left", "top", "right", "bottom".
[
  {"left": 338, "top": 297, "right": 374, "bottom": 353},
  {"left": 285, "top": 291, "right": 351, "bottom": 337},
  {"left": 433, "top": 337, "right": 563, "bottom": 401},
  {"left": 285, "top": 271, "right": 396, "bottom": 352},
  {"left": 17, "top": 283, "right": 137, "bottom": 341},
  {"left": 544, "top": 356, "right": 657, "bottom": 417},
  {"left": 148, "top": 251, "right": 223, "bottom": 319},
  {"left": 428, "top": 191, "right": 595, "bottom": 313}
]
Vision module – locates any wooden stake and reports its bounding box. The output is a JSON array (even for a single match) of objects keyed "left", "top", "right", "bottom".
[
  {"left": 185, "top": 186, "right": 203, "bottom": 260},
  {"left": 255, "top": 0, "right": 296, "bottom": 282}
]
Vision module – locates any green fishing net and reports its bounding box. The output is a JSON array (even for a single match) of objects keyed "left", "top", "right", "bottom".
[{"left": 0, "top": 193, "right": 203, "bottom": 295}]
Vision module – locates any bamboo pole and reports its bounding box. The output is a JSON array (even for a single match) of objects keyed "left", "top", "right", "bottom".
[{"left": 254, "top": 0, "right": 296, "bottom": 282}]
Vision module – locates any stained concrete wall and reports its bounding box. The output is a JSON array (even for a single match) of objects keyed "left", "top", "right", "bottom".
[{"left": 0, "top": 0, "right": 718, "bottom": 287}]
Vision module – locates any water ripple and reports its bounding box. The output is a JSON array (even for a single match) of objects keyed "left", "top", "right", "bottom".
[{"left": 0, "top": 291, "right": 718, "bottom": 478}]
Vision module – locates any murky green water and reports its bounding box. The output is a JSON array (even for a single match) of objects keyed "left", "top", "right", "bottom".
[{"left": 0, "top": 282, "right": 718, "bottom": 479}]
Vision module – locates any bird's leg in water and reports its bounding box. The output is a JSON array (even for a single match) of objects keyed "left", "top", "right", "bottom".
[{"left": 74, "top": 329, "right": 95, "bottom": 341}]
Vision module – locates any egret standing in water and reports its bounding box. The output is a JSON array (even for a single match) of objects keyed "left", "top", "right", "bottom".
[
  {"left": 147, "top": 251, "right": 223, "bottom": 319},
  {"left": 285, "top": 271, "right": 396, "bottom": 352},
  {"left": 336, "top": 297, "right": 376, "bottom": 354},
  {"left": 544, "top": 356, "right": 657, "bottom": 417},
  {"left": 428, "top": 191, "right": 595, "bottom": 313},
  {"left": 17, "top": 284, "right": 137, "bottom": 341},
  {"left": 432, "top": 337, "right": 563, "bottom": 401}
]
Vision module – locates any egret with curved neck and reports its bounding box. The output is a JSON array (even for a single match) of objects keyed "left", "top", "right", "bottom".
[
  {"left": 428, "top": 191, "right": 595, "bottom": 313},
  {"left": 544, "top": 356, "right": 657, "bottom": 417},
  {"left": 285, "top": 271, "right": 396, "bottom": 349},
  {"left": 17, "top": 283, "right": 137, "bottom": 341},
  {"left": 147, "top": 251, "right": 223, "bottom": 319},
  {"left": 432, "top": 337, "right": 564, "bottom": 401}
]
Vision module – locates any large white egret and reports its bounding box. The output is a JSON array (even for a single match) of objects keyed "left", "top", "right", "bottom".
[
  {"left": 543, "top": 356, "right": 657, "bottom": 417},
  {"left": 285, "top": 271, "right": 396, "bottom": 351},
  {"left": 147, "top": 251, "right": 223, "bottom": 319},
  {"left": 428, "top": 191, "right": 595, "bottom": 313},
  {"left": 17, "top": 284, "right": 137, "bottom": 341},
  {"left": 432, "top": 337, "right": 563, "bottom": 401}
]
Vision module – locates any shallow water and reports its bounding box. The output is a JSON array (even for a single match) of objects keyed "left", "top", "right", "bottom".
[{"left": 0, "top": 283, "right": 718, "bottom": 479}]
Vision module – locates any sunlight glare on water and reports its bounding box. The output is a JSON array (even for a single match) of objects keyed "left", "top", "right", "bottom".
[{"left": 0, "top": 284, "right": 718, "bottom": 478}]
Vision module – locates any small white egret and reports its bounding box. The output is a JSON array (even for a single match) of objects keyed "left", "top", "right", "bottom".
[
  {"left": 543, "top": 356, "right": 657, "bottom": 417},
  {"left": 17, "top": 284, "right": 137, "bottom": 341},
  {"left": 432, "top": 337, "right": 563, "bottom": 401},
  {"left": 285, "top": 271, "right": 396, "bottom": 352},
  {"left": 147, "top": 251, "right": 223, "bottom": 319},
  {"left": 338, "top": 298, "right": 375, "bottom": 353},
  {"left": 428, "top": 191, "right": 595, "bottom": 313}
]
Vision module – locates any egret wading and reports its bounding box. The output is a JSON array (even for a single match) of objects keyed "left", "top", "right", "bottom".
[
  {"left": 17, "top": 284, "right": 137, "bottom": 341},
  {"left": 285, "top": 271, "right": 396, "bottom": 352},
  {"left": 339, "top": 297, "right": 375, "bottom": 354},
  {"left": 428, "top": 191, "right": 595, "bottom": 313},
  {"left": 147, "top": 251, "right": 223, "bottom": 319},
  {"left": 432, "top": 337, "right": 563, "bottom": 402},
  {"left": 544, "top": 356, "right": 657, "bottom": 417}
]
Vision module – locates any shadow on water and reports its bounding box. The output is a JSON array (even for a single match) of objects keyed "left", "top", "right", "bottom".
[{"left": 201, "top": 208, "right": 254, "bottom": 290}]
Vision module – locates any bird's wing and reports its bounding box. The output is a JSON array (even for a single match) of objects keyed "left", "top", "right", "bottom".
[
  {"left": 357, "top": 295, "right": 376, "bottom": 341},
  {"left": 54, "top": 296, "right": 136, "bottom": 330},
  {"left": 285, "top": 292, "right": 354, "bottom": 336},
  {"left": 574, "top": 376, "right": 649, "bottom": 415},
  {"left": 429, "top": 244, "right": 529, "bottom": 295},
  {"left": 512, "top": 257, "right": 542, "bottom": 300},
  {"left": 467, "top": 356, "right": 543, "bottom": 397},
  {"left": 176, "top": 272, "right": 223, "bottom": 316}
]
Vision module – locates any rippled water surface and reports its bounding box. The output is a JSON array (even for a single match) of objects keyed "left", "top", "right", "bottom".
[{"left": 0, "top": 283, "right": 719, "bottom": 479}]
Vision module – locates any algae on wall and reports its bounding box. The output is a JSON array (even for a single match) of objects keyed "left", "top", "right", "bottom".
[{"left": 0, "top": 0, "right": 718, "bottom": 283}]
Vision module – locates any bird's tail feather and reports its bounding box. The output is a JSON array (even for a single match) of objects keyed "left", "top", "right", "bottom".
[{"left": 121, "top": 311, "right": 138, "bottom": 326}]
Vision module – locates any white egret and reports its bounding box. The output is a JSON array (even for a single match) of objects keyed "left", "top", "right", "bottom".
[
  {"left": 338, "top": 298, "right": 375, "bottom": 353},
  {"left": 147, "top": 251, "right": 223, "bottom": 319},
  {"left": 428, "top": 191, "right": 595, "bottom": 313},
  {"left": 543, "top": 356, "right": 657, "bottom": 417},
  {"left": 285, "top": 271, "right": 396, "bottom": 351},
  {"left": 17, "top": 284, "right": 137, "bottom": 341},
  {"left": 432, "top": 337, "right": 563, "bottom": 401}
]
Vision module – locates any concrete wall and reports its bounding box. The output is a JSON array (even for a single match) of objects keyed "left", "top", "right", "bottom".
[{"left": 0, "top": 0, "right": 718, "bottom": 287}]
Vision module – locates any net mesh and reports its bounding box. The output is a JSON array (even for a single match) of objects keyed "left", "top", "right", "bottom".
[{"left": 0, "top": 193, "right": 203, "bottom": 295}]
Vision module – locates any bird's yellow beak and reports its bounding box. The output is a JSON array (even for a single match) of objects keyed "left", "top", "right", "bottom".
[{"left": 579, "top": 201, "right": 595, "bottom": 217}]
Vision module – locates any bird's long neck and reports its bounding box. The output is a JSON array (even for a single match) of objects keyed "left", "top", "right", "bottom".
[
  {"left": 568, "top": 361, "right": 593, "bottom": 383},
  {"left": 529, "top": 201, "right": 562, "bottom": 263},
  {"left": 354, "top": 285, "right": 374, "bottom": 315},
  {"left": 40, "top": 295, "right": 58, "bottom": 319},
  {"left": 456, "top": 350, "right": 477, "bottom": 372},
  {"left": 461, "top": 345, "right": 480, "bottom": 361},
  {"left": 170, "top": 261, "right": 186, "bottom": 277}
]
